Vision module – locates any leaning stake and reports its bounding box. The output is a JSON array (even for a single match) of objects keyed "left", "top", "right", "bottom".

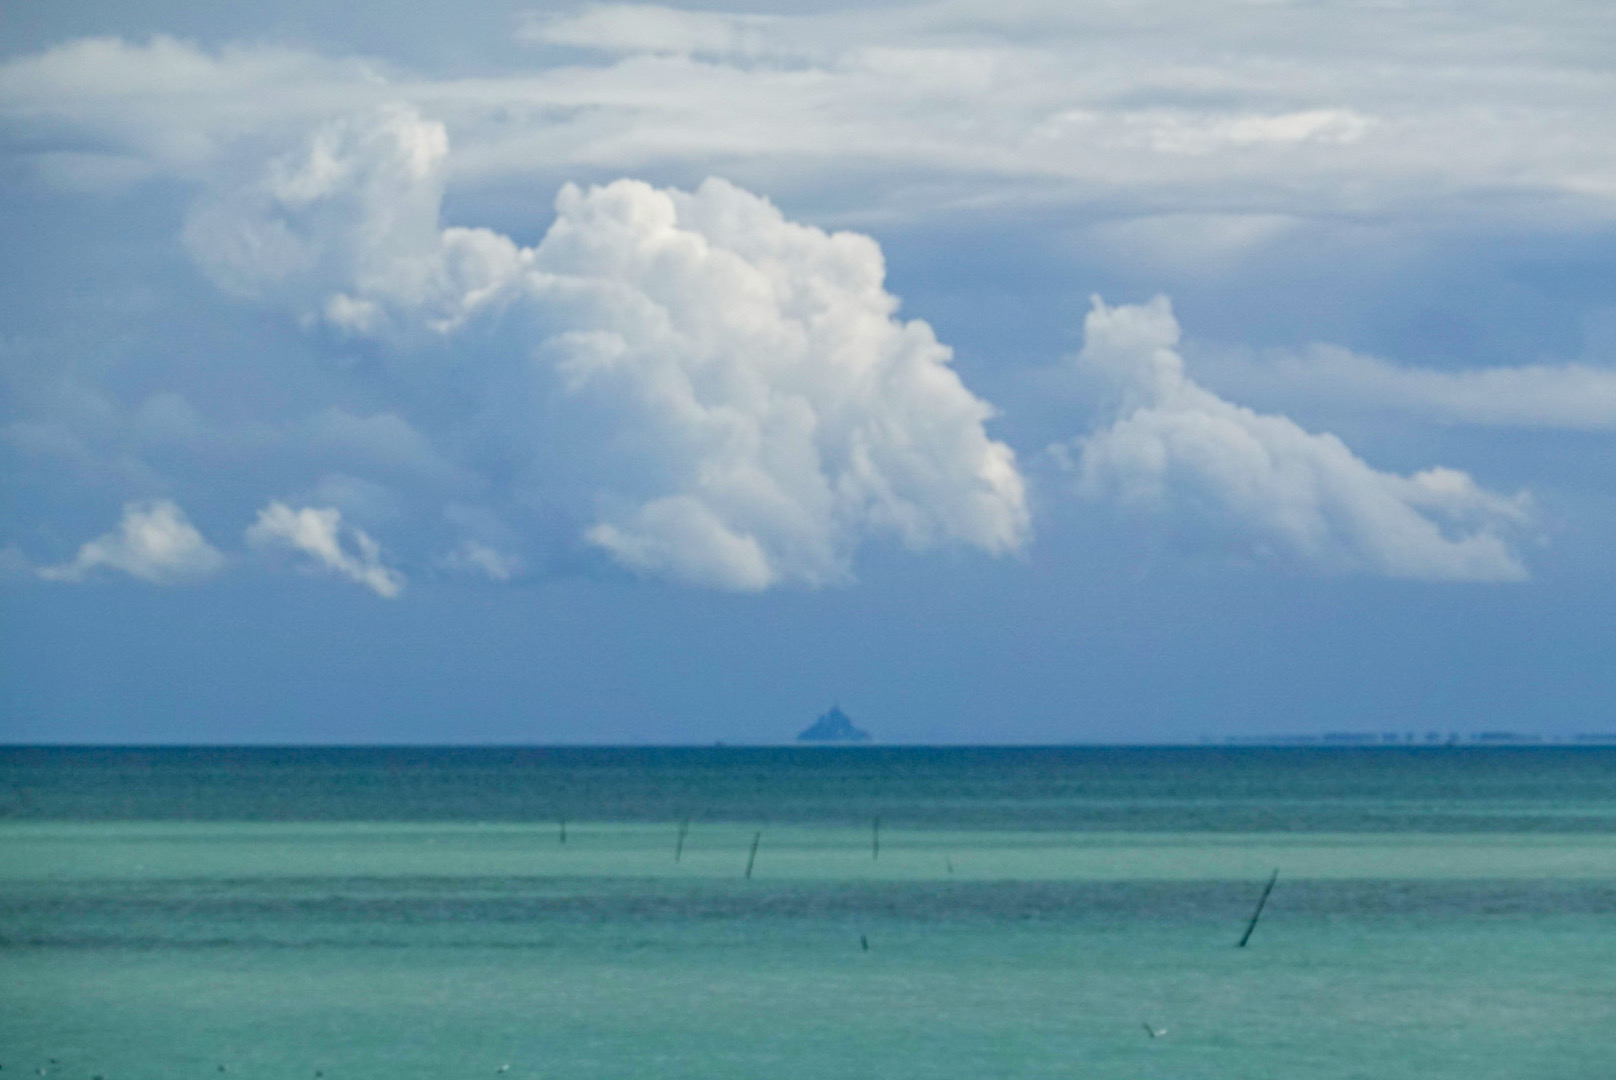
[
  {"left": 675, "top": 818, "right": 689, "bottom": 863},
  {"left": 559, "top": 814, "right": 567, "bottom": 845},
  {"left": 872, "top": 816, "right": 881, "bottom": 861},
  {"left": 744, "top": 831, "right": 762, "bottom": 879},
  {"left": 1238, "top": 868, "right": 1280, "bottom": 947}
]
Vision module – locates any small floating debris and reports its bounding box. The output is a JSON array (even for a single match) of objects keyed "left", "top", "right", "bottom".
[{"left": 1142, "top": 1022, "right": 1167, "bottom": 1039}]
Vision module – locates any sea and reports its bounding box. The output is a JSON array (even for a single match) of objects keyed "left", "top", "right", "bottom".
[{"left": 1, "top": 746, "right": 1612, "bottom": 1079}]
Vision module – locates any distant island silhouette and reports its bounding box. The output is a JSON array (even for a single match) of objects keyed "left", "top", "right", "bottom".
[{"left": 797, "top": 705, "right": 871, "bottom": 742}]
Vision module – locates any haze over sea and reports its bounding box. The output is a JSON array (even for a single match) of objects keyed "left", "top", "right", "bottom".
[{"left": 2, "top": 746, "right": 1612, "bottom": 1079}]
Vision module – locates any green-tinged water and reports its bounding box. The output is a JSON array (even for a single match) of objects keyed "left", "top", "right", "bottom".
[{"left": 1, "top": 748, "right": 1613, "bottom": 1078}]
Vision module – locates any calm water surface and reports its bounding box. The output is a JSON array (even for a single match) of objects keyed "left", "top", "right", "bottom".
[{"left": 2, "top": 747, "right": 1612, "bottom": 1079}]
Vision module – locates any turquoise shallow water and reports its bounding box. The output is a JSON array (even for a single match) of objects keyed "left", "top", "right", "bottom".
[{"left": 2, "top": 748, "right": 1613, "bottom": 1078}]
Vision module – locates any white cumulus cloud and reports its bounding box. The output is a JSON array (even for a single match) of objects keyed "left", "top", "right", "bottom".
[
  {"left": 39, "top": 499, "right": 225, "bottom": 584},
  {"left": 527, "top": 177, "right": 1029, "bottom": 589},
  {"left": 1063, "top": 297, "right": 1533, "bottom": 581},
  {"left": 183, "top": 105, "right": 519, "bottom": 336},
  {"left": 246, "top": 501, "right": 405, "bottom": 597},
  {"left": 187, "top": 108, "right": 1028, "bottom": 590}
]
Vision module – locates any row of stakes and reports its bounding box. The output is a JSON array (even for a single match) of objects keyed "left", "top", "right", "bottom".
[
  {"left": 553, "top": 813, "right": 1280, "bottom": 945},
  {"left": 7, "top": 829, "right": 1280, "bottom": 1076},
  {"left": 552, "top": 814, "right": 884, "bottom": 871}
]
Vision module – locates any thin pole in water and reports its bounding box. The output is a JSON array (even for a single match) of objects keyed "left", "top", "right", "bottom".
[
  {"left": 872, "top": 816, "right": 880, "bottom": 860},
  {"left": 559, "top": 814, "right": 567, "bottom": 845},
  {"left": 744, "top": 831, "right": 761, "bottom": 879},
  {"left": 1238, "top": 869, "right": 1280, "bottom": 947},
  {"left": 675, "top": 818, "right": 689, "bottom": 862}
]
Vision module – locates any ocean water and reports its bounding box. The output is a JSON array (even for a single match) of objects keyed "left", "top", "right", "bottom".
[{"left": 1, "top": 747, "right": 1612, "bottom": 1079}]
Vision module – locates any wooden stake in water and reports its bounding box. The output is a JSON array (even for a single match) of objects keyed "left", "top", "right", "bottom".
[
  {"left": 1237, "top": 869, "right": 1280, "bottom": 947},
  {"left": 872, "top": 816, "right": 881, "bottom": 860},
  {"left": 675, "top": 818, "right": 689, "bottom": 863},
  {"left": 559, "top": 814, "right": 567, "bottom": 845},
  {"left": 744, "top": 831, "right": 762, "bottom": 879}
]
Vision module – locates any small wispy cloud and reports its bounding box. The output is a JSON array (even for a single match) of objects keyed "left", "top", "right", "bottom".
[
  {"left": 437, "top": 539, "right": 523, "bottom": 582},
  {"left": 246, "top": 501, "right": 404, "bottom": 598},
  {"left": 39, "top": 499, "right": 225, "bottom": 584},
  {"left": 1194, "top": 346, "right": 1616, "bottom": 432}
]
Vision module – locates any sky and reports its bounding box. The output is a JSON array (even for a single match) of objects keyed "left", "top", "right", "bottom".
[{"left": 2, "top": 0, "right": 1614, "bottom": 744}]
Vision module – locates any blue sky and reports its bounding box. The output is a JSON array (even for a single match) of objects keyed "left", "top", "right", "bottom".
[{"left": 2, "top": 1, "right": 1613, "bottom": 743}]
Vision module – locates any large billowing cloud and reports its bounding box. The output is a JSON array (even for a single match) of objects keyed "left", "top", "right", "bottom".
[
  {"left": 528, "top": 177, "right": 1029, "bottom": 588},
  {"left": 39, "top": 500, "right": 225, "bottom": 584},
  {"left": 186, "top": 107, "right": 1028, "bottom": 590},
  {"left": 1063, "top": 298, "right": 1534, "bottom": 581}
]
